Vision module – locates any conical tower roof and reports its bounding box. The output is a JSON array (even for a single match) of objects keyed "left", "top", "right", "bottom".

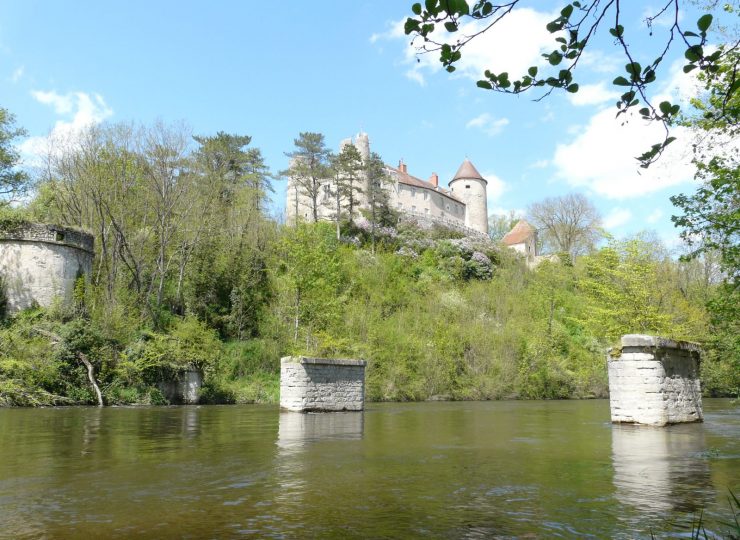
[{"left": 451, "top": 158, "right": 486, "bottom": 183}]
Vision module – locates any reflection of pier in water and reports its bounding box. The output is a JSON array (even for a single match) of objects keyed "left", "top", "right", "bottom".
[
  {"left": 611, "top": 424, "right": 713, "bottom": 516},
  {"left": 277, "top": 411, "right": 364, "bottom": 451}
]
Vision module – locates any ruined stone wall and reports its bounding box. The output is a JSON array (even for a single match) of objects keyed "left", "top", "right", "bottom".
[
  {"left": 280, "top": 357, "right": 366, "bottom": 412},
  {"left": 0, "top": 223, "right": 94, "bottom": 314},
  {"left": 607, "top": 334, "right": 703, "bottom": 426},
  {"left": 157, "top": 370, "right": 203, "bottom": 405}
]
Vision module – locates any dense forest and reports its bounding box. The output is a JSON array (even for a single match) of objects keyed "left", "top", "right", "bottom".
[{"left": 0, "top": 98, "right": 737, "bottom": 406}]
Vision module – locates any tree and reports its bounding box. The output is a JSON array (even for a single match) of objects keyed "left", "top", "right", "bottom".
[
  {"left": 0, "top": 107, "right": 29, "bottom": 204},
  {"left": 670, "top": 47, "right": 739, "bottom": 394},
  {"left": 488, "top": 210, "right": 519, "bottom": 241},
  {"left": 404, "top": 1, "right": 738, "bottom": 166},
  {"left": 283, "top": 132, "right": 331, "bottom": 223},
  {"left": 335, "top": 143, "right": 365, "bottom": 220},
  {"left": 579, "top": 239, "right": 675, "bottom": 341},
  {"left": 527, "top": 193, "right": 602, "bottom": 258},
  {"left": 364, "top": 152, "right": 395, "bottom": 253}
]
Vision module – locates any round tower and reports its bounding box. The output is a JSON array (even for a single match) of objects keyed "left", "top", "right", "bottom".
[
  {"left": 448, "top": 159, "right": 488, "bottom": 235},
  {"left": 354, "top": 132, "right": 370, "bottom": 160},
  {"left": 0, "top": 222, "right": 94, "bottom": 314}
]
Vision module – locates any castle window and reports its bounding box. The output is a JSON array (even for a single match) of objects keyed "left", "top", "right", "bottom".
[
  {"left": 411, "top": 188, "right": 416, "bottom": 197},
  {"left": 425, "top": 208, "right": 429, "bottom": 215},
  {"left": 412, "top": 205, "right": 416, "bottom": 212},
  {"left": 465, "top": 184, "right": 470, "bottom": 189},
  {"left": 55, "top": 231, "right": 65, "bottom": 242}
]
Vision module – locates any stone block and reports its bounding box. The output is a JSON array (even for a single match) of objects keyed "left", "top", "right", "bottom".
[
  {"left": 280, "top": 356, "right": 366, "bottom": 412},
  {"left": 607, "top": 335, "right": 702, "bottom": 426}
]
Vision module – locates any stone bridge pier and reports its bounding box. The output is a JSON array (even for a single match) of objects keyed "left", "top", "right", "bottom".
[{"left": 607, "top": 334, "right": 703, "bottom": 426}]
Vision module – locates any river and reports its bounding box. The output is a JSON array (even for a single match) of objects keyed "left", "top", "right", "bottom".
[{"left": 0, "top": 399, "right": 737, "bottom": 538}]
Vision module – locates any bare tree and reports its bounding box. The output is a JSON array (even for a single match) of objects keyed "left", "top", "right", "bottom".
[{"left": 528, "top": 193, "right": 603, "bottom": 258}]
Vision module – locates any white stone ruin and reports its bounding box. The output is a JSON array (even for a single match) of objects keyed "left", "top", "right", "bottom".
[
  {"left": 607, "top": 334, "right": 703, "bottom": 426},
  {"left": 280, "top": 357, "right": 366, "bottom": 412}
]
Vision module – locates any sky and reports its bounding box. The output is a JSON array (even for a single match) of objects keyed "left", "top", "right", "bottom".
[{"left": 0, "top": 0, "right": 730, "bottom": 248}]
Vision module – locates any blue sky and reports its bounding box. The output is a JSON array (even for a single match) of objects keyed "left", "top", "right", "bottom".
[{"left": 0, "top": 1, "right": 727, "bottom": 247}]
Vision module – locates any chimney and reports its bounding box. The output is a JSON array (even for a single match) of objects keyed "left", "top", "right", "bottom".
[
  {"left": 429, "top": 172, "right": 439, "bottom": 187},
  {"left": 398, "top": 159, "right": 407, "bottom": 174}
]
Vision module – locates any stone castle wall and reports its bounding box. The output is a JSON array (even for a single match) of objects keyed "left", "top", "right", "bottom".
[
  {"left": 280, "top": 357, "right": 366, "bottom": 412},
  {"left": 0, "top": 222, "right": 94, "bottom": 314},
  {"left": 607, "top": 334, "right": 703, "bottom": 426}
]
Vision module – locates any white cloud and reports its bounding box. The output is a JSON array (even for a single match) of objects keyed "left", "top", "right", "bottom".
[
  {"left": 567, "top": 82, "right": 620, "bottom": 106},
  {"left": 373, "top": 8, "right": 557, "bottom": 85},
  {"left": 370, "top": 17, "right": 406, "bottom": 44},
  {"left": 646, "top": 209, "right": 663, "bottom": 224},
  {"left": 552, "top": 107, "right": 695, "bottom": 198},
  {"left": 529, "top": 159, "right": 549, "bottom": 169},
  {"left": 550, "top": 57, "right": 737, "bottom": 199},
  {"left": 466, "top": 113, "right": 509, "bottom": 136},
  {"left": 479, "top": 171, "right": 510, "bottom": 212},
  {"left": 578, "top": 50, "right": 621, "bottom": 74},
  {"left": 9, "top": 66, "right": 24, "bottom": 83},
  {"left": 604, "top": 208, "right": 632, "bottom": 229},
  {"left": 20, "top": 90, "right": 113, "bottom": 165}
]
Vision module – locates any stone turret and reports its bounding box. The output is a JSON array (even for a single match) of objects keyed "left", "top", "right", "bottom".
[
  {"left": 0, "top": 222, "right": 94, "bottom": 314},
  {"left": 449, "top": 159, "right": 488, "bottom": 235},
  {"left": 354, "top": 132, "right": 370, "bottom": 160}
]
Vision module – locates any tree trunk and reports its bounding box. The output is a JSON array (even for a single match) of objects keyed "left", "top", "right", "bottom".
[{"left": 78, "top": 352, "right": 104, "bottom": 407}]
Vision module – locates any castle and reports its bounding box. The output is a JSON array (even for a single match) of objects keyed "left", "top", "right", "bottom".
[{"left": 286, "top": 133, "right": 489, "bottom": 237}]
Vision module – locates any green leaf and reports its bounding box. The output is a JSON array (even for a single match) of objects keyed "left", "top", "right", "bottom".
[
  {"left": 561, "top": 4, "right": 573, "bottom": 18},
  {"left": 477, "top": 80, "right": 493, "bottom": 89},
  {"left": 613, "top": 76, "right": 630, "bottom": 86},
  {"left": 659, "top": 101, "right": 672, "bottom": 114},
  {"left": 609, "top": 25, "right": 624, "bottom": 37},
  {"left": 685, "top": 45, "right": 703, "bottom": 62},
  {"left": 481, "top": 2, "right": 492, "bottom": 16},
  {"left": 444, "top": 21, "right": 458, "bottom": 32},
  {"left": 697, "top": 14, "right": 713, "bottom": 32},
  {"left": 566, "top": 83, "right": 579, "bottom": 93},
  {"left": 625, "top": 62, "right": 641, "bottom": 77},
  {"left": 404, "top": 18, "right": 421, "bottom": 34},
  {"left": 548, "top": 51, "right": 563, "bottom": 65},
  {"left": 528, "top": 66, "right": 538, "bottom": 77},
  {"left": 639, "top": 107, "right": 650, "bottom": 116},
  {"left": 683, "top": 64, "right": 698, "bottom": 73},
  {"left": 412, "top": 3, "right": 422, "bottom": 15},
  {"left": 546, "top": 21, "right": 562, "bottom": 33},
  {"left": 425, "top": 0, "right": 437, "bottom": 14},
  {"left": 683, "top": 30, "right": 698, "bottom": 37}
]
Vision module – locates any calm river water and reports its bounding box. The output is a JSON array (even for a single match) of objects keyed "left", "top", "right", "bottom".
[{"left": 0, "top": 399, "right": 738, "bottom": 539}]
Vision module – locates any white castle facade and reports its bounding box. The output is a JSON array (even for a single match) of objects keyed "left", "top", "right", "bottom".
[{"left": 285, "top": 133, "right": 489, "bottom": 237}]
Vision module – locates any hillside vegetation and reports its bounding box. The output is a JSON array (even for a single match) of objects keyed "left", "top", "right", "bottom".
[{"left": 0, "top": 122, "right": 736, "bottom": 406}]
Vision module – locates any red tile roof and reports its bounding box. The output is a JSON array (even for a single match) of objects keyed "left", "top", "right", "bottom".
[
  {"left": 502, "top": 219, "right": 535, "bottom": 245},
  {"left": 385, "top": 164, "right": 463, "bottom": 203}
]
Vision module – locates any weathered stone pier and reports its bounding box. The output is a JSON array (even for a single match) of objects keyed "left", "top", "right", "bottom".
[
  {"left": 280, "top": 356, "right": 366, "bottom": 412},
  {"left": 607, "top": 334, "right": 703, "bottom": 426}
]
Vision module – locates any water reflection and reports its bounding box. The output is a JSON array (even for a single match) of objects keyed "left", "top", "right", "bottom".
[
  {"left": 277, "top": 411, "right": 364, "bottom": 451},
  {"left": 611, "top": 424, "right": 713, "bottom": 517}
]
